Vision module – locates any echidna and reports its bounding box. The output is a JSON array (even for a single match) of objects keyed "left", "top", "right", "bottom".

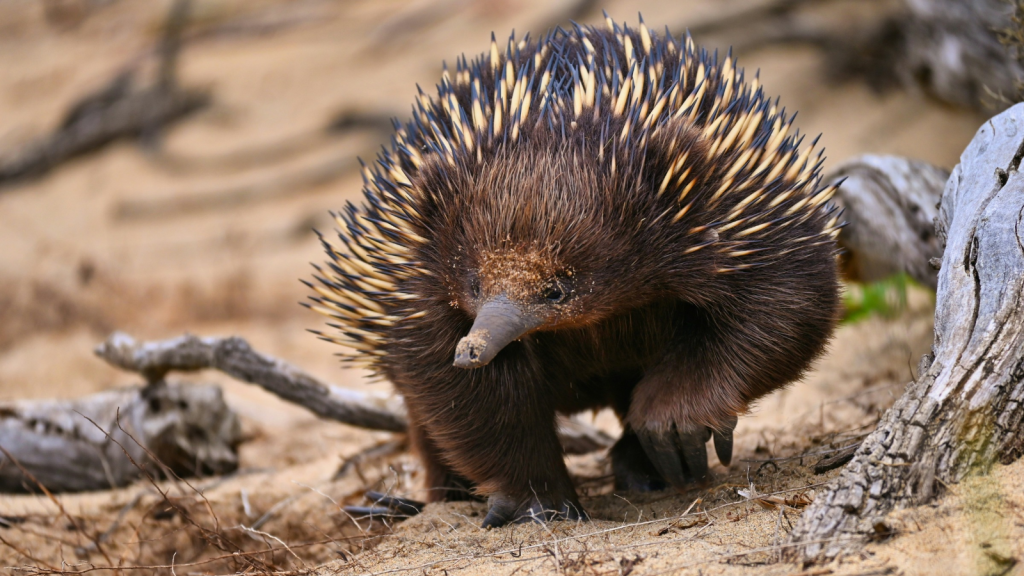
[{"left": 305, "top": 14, "right": 842, "bottom": 527}]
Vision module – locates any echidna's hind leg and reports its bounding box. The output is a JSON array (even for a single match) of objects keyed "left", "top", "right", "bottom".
[
  {"left": 610, "top": 427, "right": 667, "bottom": 492},
  {"left": 602, "top": 374, "right": 668, "bottom": 492}
]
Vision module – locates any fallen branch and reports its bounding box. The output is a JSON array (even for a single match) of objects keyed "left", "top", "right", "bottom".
[
  {"left": 0, "top": 382, "right": 241, "bottom": 493},
  {"left": 93, "top": 332, "right": 615, "bottom": 454},
  {"left": 113, "top": 156, "right": 357, "bottom": 220},
  {"left": 676, "top": 0, "right": 1022, "bottom": 111},
  {"left": 95, "top": 331, "right": 407, "bottom": 432}
]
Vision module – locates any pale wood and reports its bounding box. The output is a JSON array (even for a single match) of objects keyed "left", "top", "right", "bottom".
[
  {"left": 886, "top": 0, "right": 1021, "bottom": 109},
  {"left": 786, "top": 103, "right": 1024, "bottom": 560},
  {"left": 0, "top": 382, "right": 241, "bottom": 493},
  {"left": 827, "top": 154, "right": 947, "bottom": 289}
]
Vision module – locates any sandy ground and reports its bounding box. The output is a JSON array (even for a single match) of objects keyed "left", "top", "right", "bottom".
[{"left": 0, "top": 1, "right": 1019, "bottom": 575}]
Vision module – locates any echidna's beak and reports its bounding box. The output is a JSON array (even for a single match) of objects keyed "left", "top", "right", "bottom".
[{"left": 453, "top": 294, "right": 543, "bottom": 369}]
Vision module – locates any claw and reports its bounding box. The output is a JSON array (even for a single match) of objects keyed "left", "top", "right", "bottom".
[
  {"left": 481, "top": 509, "right": 510, "bottom": 528},
  {"left": 365, "top": 491, "right": 425, "bottom": 516},
  {"left": 481, "top": 493, "right": 586, "bottom": 528},
  {"left": 482, "top": 495, "right": 516, "bottom": 528},
  {"left": 342, "top": 505, "right": 399, "bottom": 518},
  {"left": 713, "top": 415, "right": 738, "bottom": 466},
  {"left": 676, "top": 425, "right": 711, "bottom": 482},
  {"left": 610, "top": 431, "right": 667, "bottom": 492},
  {"left": 638, "top": 428, "right": 688, "bottom": 490}
]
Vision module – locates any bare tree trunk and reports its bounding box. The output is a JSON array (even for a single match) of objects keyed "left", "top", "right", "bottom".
[
  {"left": 0, "top": 382, "right": 241, "bottom": 493},
  {"left": 786, "top": 103, "right": 1024, "bottom": 561}
]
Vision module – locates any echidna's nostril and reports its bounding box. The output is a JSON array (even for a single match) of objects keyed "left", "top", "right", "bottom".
[{"left": 469, "top": 347, "right": 479, "bottom": 360}]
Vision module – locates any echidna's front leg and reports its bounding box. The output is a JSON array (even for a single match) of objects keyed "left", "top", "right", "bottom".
[
  {"left": 470, "top": 402, "right": 586, "bottom": 527},
  {"left": 408, "top": 363, "right": 584, "bottom": 527},
  {"left": 407, "top": 418, "right": 478, "bottom": 502},
  {"left": 626, "top": 325, "right": 750, "bottom": 489},
  {"left": 628, "top": 292, "right": 833, "bottom": 489}
]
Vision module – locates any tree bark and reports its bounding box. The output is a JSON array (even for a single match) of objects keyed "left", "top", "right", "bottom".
[
  {"left": 827, "top": 154, "right": 948, "bottom": 289},
  {"left": 786, "top": 103, "right": 1024, "bottom": 560},
  {"left": 0, "top": 382, "right": 241, "bottom": 493}
]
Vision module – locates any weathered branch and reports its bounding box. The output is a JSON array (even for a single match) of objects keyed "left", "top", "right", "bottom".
[
  {"left": 95, "top": 332, "right": 408, "bottom": 432},
  {"left": 94, "top": 332, "right": 614, "bottom": 453},
  {"left": 787, "top": 103, "right": 1024, "bottom": 561},
  {"left": 0, "top": 382, "right": 240, "bottom": 493},
  {"left": 827, "top": 154, "right": 948, "bottom": 289},
  {"left": 679, "top": 0, "right": 1022, "bottom": 111}
]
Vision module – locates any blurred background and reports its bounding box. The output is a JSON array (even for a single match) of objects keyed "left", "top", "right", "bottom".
[
  {"left": 0, "top": 0, "right": 999, "bottom": 471},
  {"left": 0, "top": 0, "right": 1013, "bottom": 571},
  {"left": 0, "top": 0, "right": 1003, "bottom": 477}
]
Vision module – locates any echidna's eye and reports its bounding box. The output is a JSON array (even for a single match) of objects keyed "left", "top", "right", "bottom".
[
  {"left": 470, "top": 278, "right": 481, "bottom": 298},
  {"left": 543, "top": 284, "right": 565, "bottom": 303}
]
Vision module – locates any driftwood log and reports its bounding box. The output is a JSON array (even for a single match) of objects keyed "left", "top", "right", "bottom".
[
  {"left": 786, "top": 103, "right": 1024, "bottom": 561},
  {"left": 0, "top": 382, "right": 240, "bottom": 493},
  {"left": 827, "top": 155, "right": 948, "bottom": 289}
]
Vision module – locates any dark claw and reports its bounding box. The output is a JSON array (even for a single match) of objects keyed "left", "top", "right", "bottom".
[
  {"left": 365, "top": 491, "right": 426, "bottom": 516},
  {"left": 610, "top": 431, "right": 668, "bottom": 492},
  {"left": 713, "top": 415, "right": 738, "bottom": 466},
  {"left": 638, "top": 424, "right": 715, "bottom": 490},
  {"left": 637, "top": 429, "right": 687, "bottom": 489},
  {"left": 481, "top": 493, "right": 587, "bottom": 528},
  {"left": 342, "top": 505, "right": 407, "bottom": 518},
  {"left": 481, "top": 495, "right": 516, "bottom": 528},
  {"left": 676, "top": 425, "right": 711, "bottom": 482},
  {"left": 343, "top": 491, "right": 426, "bottom": 519}
]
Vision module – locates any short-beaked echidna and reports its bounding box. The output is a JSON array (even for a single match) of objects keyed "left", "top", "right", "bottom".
[{"left": 305, "top": 14, "right": 842, "bottom": 527}]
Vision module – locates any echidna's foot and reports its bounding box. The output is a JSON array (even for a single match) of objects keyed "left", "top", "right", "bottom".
[
  {"left": 610, "top": 429, "right": 667, "bottom": 492},
  {"left": 634, "top": 416, "right": 737, "bottom": 490},
  {"left": 426, "top": 473, "right": 481, "bottom": 502},
  {"left": 480, "top": 491, "right": 587, "bottom": 528}
]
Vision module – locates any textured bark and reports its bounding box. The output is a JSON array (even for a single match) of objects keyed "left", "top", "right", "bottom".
[
  {"left": 0, "top": 382, "right": 241, "bottom": 493},
  {"left": 786, "top": 103, "right": 1024, "bottom": 560},
  {"left": 827, "top": 155, "right": 948, "bottom": 289},
  {"left": 94, "top": 332, "right": 614, "bottom": 454}
]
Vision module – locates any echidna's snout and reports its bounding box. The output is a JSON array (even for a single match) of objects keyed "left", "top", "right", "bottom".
[{"left": 454, "top": 294, "right": 543, "bottom": 369}]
